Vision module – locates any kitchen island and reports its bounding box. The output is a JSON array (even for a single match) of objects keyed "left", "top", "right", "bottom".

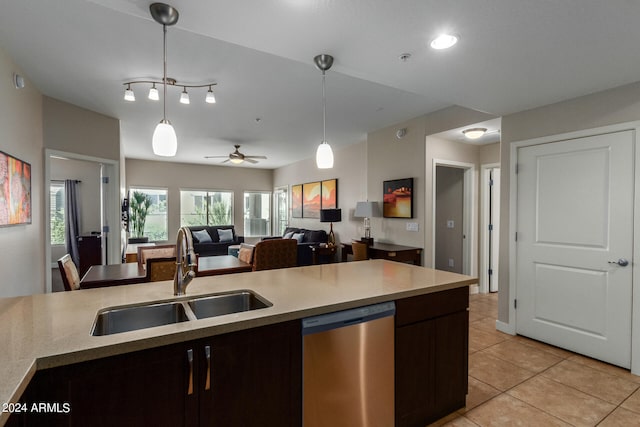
[{"left": 0, "top": 260, "right": 476, "bottom": 426}]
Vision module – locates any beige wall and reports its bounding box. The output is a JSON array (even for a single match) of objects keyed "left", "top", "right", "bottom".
[
  {"left": 498, "top": 80, "right": 640, "bottom": 324},
  {"left": 126, "top": 159, "right": 274, "bottom": 242},
  {"left": 0, "top": 45, "right": 44, "bottom": 297},
  {"left": 43, "top": 97, "right": 120, "bottom": 160},
  {"left": 367, "top": 107, "right": 496, "bottom": 265},
  {"left": 274, "top": 141, "right": 368, "bottom": 247}
]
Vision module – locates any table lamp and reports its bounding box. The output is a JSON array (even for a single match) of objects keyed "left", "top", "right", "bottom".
[
  {"left": 320, "top": 209, "right": 342, "bottom": 246},
  {"left": 354, "top": 201, "right": 380, "bottom": 245}
]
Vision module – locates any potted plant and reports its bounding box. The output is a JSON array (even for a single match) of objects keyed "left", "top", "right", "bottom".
[{"left": 128, "top": 191, "right": 152, "bottom": 243}]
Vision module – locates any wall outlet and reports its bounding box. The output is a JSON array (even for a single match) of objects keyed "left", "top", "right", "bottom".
[
  {"left": 406, "top": 222, "right": 419, "bottom": 232},
  {"left": 447, "top": 220, "right": 455, "bottom": 228},
  {"left": 448, "top": 258, "right": 455, "bottom": 267}
]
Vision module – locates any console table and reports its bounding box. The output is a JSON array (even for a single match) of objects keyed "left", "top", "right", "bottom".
[
  {"left": 311, "top": 245, "right": 337, "bottom": 265},
  {"left": 341, "top": 242, "right": 422, "bottom": 265}
]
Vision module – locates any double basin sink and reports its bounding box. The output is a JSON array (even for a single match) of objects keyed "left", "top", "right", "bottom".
[{"left": 91, "top": 290, "right": 271, "bottom": 336}]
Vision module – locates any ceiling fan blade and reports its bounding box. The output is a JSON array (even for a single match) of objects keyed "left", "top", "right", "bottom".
[
  {"left": 245, "top": 155, "right": 267, "bottom": 160},
  {"left": 204, "top": 155, "right": 229, "bottom": 159},
  {"left": 244, "top": 158, "right": 258, "bottom": 164},
  {"left": 221, "top": 159, "right": 230, "bottom": 163}
]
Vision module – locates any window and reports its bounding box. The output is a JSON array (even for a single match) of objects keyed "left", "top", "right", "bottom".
[
  {"left": 180, "top": 190, "right": 233, "bottom": 226},
  {"left": 273, "top": 186, "right": 288, "bottom": 236},
  {"left": 50, "top": 182, "right": 65, "bottom": 245},
  {"left": 244, "top": 191, "right": 271, "bottom": 237},
  {"left": 129, "top": 187, "right": 168, "bottom": 241}
]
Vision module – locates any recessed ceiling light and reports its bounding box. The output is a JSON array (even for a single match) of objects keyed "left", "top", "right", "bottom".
[
  {"left": 430, "top": 33, "right": 458, "bottom": 50},
  {"left": 462, "top": 128, "right": 487, "bottom": 139}
]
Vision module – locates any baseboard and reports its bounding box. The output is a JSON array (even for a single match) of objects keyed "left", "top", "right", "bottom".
[{"left": 496, "top": 320, "right": 516, "bottom": 335}]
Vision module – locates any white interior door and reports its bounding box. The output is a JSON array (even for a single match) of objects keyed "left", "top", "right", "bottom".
[{"left": 516, "top": 130, "right": 634, "bottom": 368}]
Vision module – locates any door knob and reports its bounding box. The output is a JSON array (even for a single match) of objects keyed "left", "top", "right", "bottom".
[{"left": 608, "top": 258, "right": 629, "bottom": 267}]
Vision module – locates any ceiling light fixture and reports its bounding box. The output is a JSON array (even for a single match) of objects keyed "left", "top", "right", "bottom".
[
  {"left": 314, "top": 53, "right": 334, "bottom": 169},
  {"left": 179, "top": 87, "right": 190, "bottom": 104},
  {"left": 124, "top": 83, "right": 135, "bottom": 101},
  {"left": 124, "top": 3, "right": 219, "bottom": 156},
  {"left": 430, "top": 33, "right": 459, "bottom": 50},
  {"left": 205, "top": 85, "right": 216, "bottom": 104},
  {"left": 462, "top": 127, "right": 487, "bottom": 139},
  {"left": 148, "top": 83, "right": 159, "bottom": 101}
]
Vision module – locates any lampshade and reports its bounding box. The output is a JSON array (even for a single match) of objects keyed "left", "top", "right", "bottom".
[
  {"left": 148, "top": 85, "right": 159, "bottom": 101},
  {"left": 206, "top": 87, "right": 216, "bottom": 104},
  {"left": 152, "top": 120, "right": 177, "bottom": 157},
  {"left": 354, "top": 201, "right": 380, "bottom": 218},
  {"left": 316, "top": 142, "right": 334, "bottom": 169},
  {"left": 180, "top": 88, "right": 190, "bottom": 104},
  {"left": 320, "top": 209, "right": 342, "bottom": 223},
  {"left": 124, "top": 85, "right": 135, "bottom": 101}
]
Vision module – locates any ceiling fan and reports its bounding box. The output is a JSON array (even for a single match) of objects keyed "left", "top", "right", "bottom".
[{"left": 204, "top": 145, "right": 267, "bottom": 164}]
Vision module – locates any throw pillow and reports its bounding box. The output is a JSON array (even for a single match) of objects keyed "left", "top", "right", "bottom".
[
  {"left": 292, "top": 232, "right": 304, "bottom": 243},
  {"left": 283, "top": 231, "right": 294, "bottom": 239},
  {"left": 218, "top": 228, "right": 234, "bottom": 242},
  {"left": 192, "top": 229, "right": 212, "bottom": 243}
]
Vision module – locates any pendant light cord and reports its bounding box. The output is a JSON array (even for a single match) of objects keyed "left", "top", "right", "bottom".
[
  {"left": 162, "top": 24, "right": 167, "bottom": 121},
  {"left": 322, "top": 70, "right": 326, "bottom": 143}
]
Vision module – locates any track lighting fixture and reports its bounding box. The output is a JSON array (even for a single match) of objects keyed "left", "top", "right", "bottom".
[
  {"left": 180, "top": 87, "right": 190, "bottom": 104},
  {"left": 148, "top": 84, "right": 159, "bottom": 101},
  {"left": 124, "top": 84, "right": 135, "bottom": 101}
]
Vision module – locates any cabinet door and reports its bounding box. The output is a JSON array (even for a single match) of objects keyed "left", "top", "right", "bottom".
[
  {"left": 20, "top": 341, "right": 191, "bottom": 427},
  {"left": 198, "top": 321, "right": 302, "bottom": 427}
]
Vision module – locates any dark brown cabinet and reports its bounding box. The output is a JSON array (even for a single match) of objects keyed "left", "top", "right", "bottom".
[
  {"left": 395, "top": 287, "right": 469, "bottom": 427},
  {"left": 16, "top": 320, "right": 301, "bottom": 427},
  {"left": 77, "top": 234, "right": 102, "bottom": 277}
]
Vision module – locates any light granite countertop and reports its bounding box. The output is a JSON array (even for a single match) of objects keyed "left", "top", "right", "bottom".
[{"left": 0, "top": 260, "right": 476, "bottom": 425}]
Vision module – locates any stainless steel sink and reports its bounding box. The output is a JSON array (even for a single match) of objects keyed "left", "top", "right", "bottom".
[
  {"left": 91, "top": 290, "right": 272, "bottom": 336},
  {"left": 187, "top": 290, "right": 272, "bottom": 319},
  {"left": 91, "top": 301, "right": 191, "bottom": 336}
]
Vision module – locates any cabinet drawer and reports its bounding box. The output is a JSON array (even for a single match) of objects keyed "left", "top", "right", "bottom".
[{"left": 395, "top": 287, "right": 468, "bottom": 327}]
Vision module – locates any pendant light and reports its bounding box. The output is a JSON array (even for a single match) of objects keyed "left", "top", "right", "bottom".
[
  {"left": 314, "top": 54, "right": 334, "bottom": 169},
  {"left": 150, "top": 3, "right": 179, "bottom": 157}
]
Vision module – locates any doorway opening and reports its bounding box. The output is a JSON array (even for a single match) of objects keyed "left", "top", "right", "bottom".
[{"left": 481, "top": 164, "right": 500, "bottom": 293}]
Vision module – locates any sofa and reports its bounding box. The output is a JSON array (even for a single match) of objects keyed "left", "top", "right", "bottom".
[
  {"left": 263, "top": 227, "right": 328, "bottom": 266},
  {"left": 186, "top": 225, "right": 244, "bottom": 257}
]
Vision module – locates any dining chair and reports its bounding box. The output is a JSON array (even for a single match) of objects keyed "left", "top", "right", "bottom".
[
  {"left": 351, "top": 241, "right": 369, "bottom": 261},
  {"left": 252, "top": 239, "right": 297, "bottom": 271},
  {"left": 58, "top": 254, "right": 81, "bottom": 291},
  {"left": 138, "top": 244, "right": 176, "bottom": 269},
  {"left": 146, "top": 257, "right": 177, "bottom": 282}
]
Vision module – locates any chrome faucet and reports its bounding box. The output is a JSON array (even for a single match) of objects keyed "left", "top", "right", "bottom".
[{"left": 174, "top": 227, "right": 197, "bottom": 296}]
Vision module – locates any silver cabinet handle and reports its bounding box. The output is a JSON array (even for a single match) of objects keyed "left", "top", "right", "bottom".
[
  {"left": 187, "top": 348, "right": 194, "bottom": 395},
  {"left": 204, "top": 345, "right": 211, "bottom": 391},
  {"left": 608, "top": 258, "right": 629, "bottom": 267}
]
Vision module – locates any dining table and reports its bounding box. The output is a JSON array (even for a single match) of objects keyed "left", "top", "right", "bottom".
[{"left": 80, "top": 263, "right": 147, "bottom": 289}]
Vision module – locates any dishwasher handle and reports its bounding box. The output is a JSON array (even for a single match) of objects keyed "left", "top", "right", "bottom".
[{"left": 302, "top": 301, "right": 395, "bottom": 335}]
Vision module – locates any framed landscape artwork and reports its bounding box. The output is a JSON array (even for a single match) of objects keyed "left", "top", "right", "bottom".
[
  {"left": 321, "top": 179, "right": 337, "bottom": 209},
  {"left": 0, "top": 151, "right": 31, "bottom": 226},
  {"left": 383, "top": 178, "right": 413, "bottom": 218},
  {"left": 302, "top": 181, "right": 321, "bottom": 218},
  {"left": 291, "top": 184, "right": 303, "bottom": 218}
]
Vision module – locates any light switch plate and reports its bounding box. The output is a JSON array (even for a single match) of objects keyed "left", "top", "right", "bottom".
[
  {"left": 406, "top": 222, "right": 419, "bottom": 232},
  {"left": 448, "top": 258, "right": 455, "bottom": 267}
]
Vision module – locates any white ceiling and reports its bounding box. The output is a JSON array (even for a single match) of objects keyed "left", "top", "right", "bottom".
[{"left": 2, "top": 1, "right": 640, "bottom": 168}]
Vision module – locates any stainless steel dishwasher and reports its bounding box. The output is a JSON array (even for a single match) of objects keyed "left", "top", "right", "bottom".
[{"left": 302, "top": 301, "right": 395, "bottom": 427}]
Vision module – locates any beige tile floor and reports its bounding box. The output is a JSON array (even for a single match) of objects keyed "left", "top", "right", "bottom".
[{"left": 428, "top": 293, "right": 640, "bottom": 427}]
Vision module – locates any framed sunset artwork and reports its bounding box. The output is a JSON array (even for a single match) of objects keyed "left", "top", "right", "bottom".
[
  {"left": 0, "top": 151, "right": 31, "bottom": 226},
  {"left": 321, "top": 179, "right": 337, "bottom": 209},
  {"left": 291, "top": 184, "right": 303, "bottom": 218},
  {"left": 302, "top": 181, "right": 321, "bottom": 218},
  {"left": 383, "top": 178, "right": 413, "bottom": 218}
]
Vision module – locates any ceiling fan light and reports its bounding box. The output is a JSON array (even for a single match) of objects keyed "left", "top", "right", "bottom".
[
  {"left": 206, "top": 87, "right": 216, "bottom": 104},
  {"left": 462, "top": 127, "right": 487, "bottom": 139},
  {"left": 316, "top": 141, "right": 334, "bottom": 169},
  {"left": 180, "top": 88, "right": 190, "bottom": 104},
  {"left": 430, "top": 33, "right": 459, "bottom": 50},
  {"left": 124, "top": 85, "right": 135, "bottom": 101},
  {"left": 148, "top": 84, "right": 159, "bottom": 101},
  {"left": 230, "top": 157, "right": 243, "bottom": 164},
  {"left": 152, "top": 120, "right": 177, "bottom": 156}
]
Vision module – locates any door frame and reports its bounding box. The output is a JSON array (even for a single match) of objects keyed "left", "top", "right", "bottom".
[
  {"left": 432, "top": 159, "right": 477, "bottom": 277},
  {"left": 480, "top": 163, "right": 500, "bottom": 294},
  {"left": 507, "top": 121, "right": 640, "bottom": 375}
]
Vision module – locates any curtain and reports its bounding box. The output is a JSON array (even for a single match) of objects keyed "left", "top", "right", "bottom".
[{"left": 65, "top": 180, "right": 81, "bottom": 267}]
